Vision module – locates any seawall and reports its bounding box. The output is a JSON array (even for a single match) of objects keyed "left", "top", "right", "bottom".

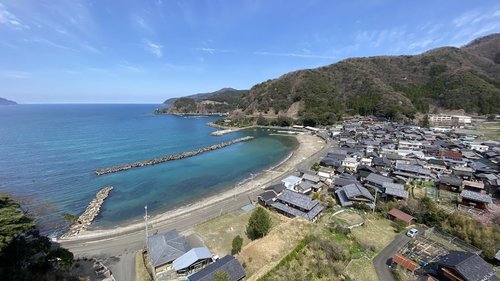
[{"left": 62, "top": 186, "right": 113, "bottom": 238}]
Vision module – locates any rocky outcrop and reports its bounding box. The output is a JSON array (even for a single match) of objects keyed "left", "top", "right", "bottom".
[
  {"left": 62, "top": 186, "right": 113, "bottom": 238},
  {"left": 95, "top": 136, "right": 255, "bottom": 175}
]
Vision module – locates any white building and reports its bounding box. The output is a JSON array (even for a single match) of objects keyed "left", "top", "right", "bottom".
[
  {"left": 429, "top": 114, "right": 472, "bottom": 127},
  {"left": 469, "top": 143, "right": 489, "bottom": 153},
  {"left": 398, "top": 140, "right": 423, "bottom": 151},
  {"left": 281, "top": 176, "right": 302, "bottom": 190},
  {"left": 341, "top": 157, "right": 359, "bottom": 172}
]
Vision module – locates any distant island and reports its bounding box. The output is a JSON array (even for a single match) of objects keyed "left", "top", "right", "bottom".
[
  {"left": 158, "top": 33, "right": 500, "bottom": 127},
  {"left": 0, "top": 97, "right": 17, "bottom": 105}
]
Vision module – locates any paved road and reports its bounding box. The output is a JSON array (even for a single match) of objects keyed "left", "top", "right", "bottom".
[
  {"left": 61, "top": 133, "right": 331, "bottom": 281},
  {"left": 373, "top": 227, "right": 424, "bottom": 281},
  {"left": 62, "top": 186, "right": 266, "bottom": 281}
]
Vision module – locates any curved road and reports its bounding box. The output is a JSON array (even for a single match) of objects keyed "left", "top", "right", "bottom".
[
  {"left": 60, "top": 133, "right": 331, "bottom": 281},
  {"left": 373, "top": 227, "right": 424, "bottom": 281}
]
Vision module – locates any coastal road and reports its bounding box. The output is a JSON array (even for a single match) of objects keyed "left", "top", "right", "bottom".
[
  {"left": 62, "top": 187, "right": 264, "bottom": 281},
  {"left": 61, "top": 133, "right": 331, "bottom": 281}
]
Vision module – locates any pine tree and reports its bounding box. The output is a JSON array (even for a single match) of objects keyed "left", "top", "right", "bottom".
[{"left": 246, "top": 207, "right": 272, "bottom": 240}]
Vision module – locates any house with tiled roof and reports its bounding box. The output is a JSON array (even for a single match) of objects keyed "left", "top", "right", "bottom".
[
  {"left": 188, "top": 255, "right": 245, "bottom": 281},
  {"left": 434, "top": 252, "right": 499, "bottom": 281},
  {"left": 335, "top": 183, "right": 375, "bottom": 208},
  {"left": 271, "top": 189, "right": 324, "bottom": 221},
  {"left": 147, "top": 229, "right": 192, "bottom": 274}
]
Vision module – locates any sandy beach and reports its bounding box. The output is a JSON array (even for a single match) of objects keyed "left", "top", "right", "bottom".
[
  {"left": 60, "top": 133, "right": 325, "bottom": 241},
  {"left": 59, "top": 133, "right": 328, "bottom": 281}
]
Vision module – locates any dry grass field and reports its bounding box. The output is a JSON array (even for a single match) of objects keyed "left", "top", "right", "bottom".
[{"left": 238, "top": 218, "right": 312, "bottom": 281}]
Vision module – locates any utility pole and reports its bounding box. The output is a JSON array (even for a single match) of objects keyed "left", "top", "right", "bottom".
[{"left": 372, "top": 189, "right": 378, "bottom": 214}]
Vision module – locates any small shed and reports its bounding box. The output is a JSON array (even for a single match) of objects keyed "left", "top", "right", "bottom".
[
  {"left": 392, "top": 254, "right": 418, "bottom": 272},
  {"left": 388, "top": 208, "right": 415, "bottom": 225}
]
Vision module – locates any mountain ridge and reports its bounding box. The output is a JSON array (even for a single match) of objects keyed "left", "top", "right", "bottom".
[{"left": 233, "top": 33, "right": 500, "bottom": 125}]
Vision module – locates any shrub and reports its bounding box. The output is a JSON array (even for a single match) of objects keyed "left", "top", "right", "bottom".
[
  {"left": 391, "top": 220, "right": 407, "bottom": 233},
  {"left": 231, "top": 235, "right": 243, "bottom": 254},
  {"left": 352, "top": 202, "right": 372, "bottom": 212},
  {"left": 311, "top": 163, "right": 321, "bottom": 172}
]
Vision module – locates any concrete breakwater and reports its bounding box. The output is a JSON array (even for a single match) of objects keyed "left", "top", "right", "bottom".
[
  {"left": 95, "top": 136, "right": 255, "bottom": 175},
  {"left": 62, "top": 186, "right": 113, "bottom": 238}
]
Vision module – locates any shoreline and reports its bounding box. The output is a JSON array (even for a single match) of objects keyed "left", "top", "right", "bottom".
[{"left": 59, "top": 133, "right": 326, "bottom": 242}]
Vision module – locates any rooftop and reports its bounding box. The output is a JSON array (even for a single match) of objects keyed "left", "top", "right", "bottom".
[
  {"left": 384, "top": 187, "right": 409, "bottom": 198},
  {"left": 436, "top": 251, "right": 497, "bottom": 281},
  {"left": 365, "top": 173, "right": 394, "bottom": 186},
  {"left": 388, "top": 208, "right": 414, "bottom": 223},
  {"left": 393, "top": 254, "right": 418, "bottom": 271},
  {"left": 460, "top": 190, "right": 492, "bottom": 203},
  {"left": 439, "top": 176, "right": 463, "bottom": 187},
  {"left": 187, "top": 255, "right": 245, "bottom": 281},
  {"left": 173, "top": 247, "right": 212, "bottom": 272},
  {"left": 147, "top": 229, "right": 191, "bottom": 268},
  {"left": 342, "top": 183, "right": 374, "bottom": 200},
  {"left": 276, "top": 189, "right": 319, "bottom": 211}
]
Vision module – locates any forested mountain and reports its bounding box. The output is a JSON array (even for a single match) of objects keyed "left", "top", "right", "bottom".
[
  {"left": 157, "top": 88, "right": 248, "bottom": 114},
  {"left": 236, "top": 34, "right": 500, "bottom": 125}
]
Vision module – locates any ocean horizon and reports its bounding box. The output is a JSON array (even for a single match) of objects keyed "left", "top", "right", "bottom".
[{"left": 0, "top": 104, "right": 297, "bottom": 236}]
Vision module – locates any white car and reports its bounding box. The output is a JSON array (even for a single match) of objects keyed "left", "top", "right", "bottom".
[{"left": 406, "top": 228, "right": 418, "bottom": 238}]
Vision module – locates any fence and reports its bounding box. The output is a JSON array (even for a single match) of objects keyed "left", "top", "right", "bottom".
[{"left": 424, "top": 227, "right": 481, "bottom": 255}]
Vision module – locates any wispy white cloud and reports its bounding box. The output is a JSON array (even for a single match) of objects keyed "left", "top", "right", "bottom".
[
  {"left": 408, "top": 39, "right": 434, "bottom": 50},
  {"left": 452, "top": 8, "right": 500, "bottom": 28},
  {"left": 0, "top": 70, "right": 30, "bottom": 79},
  {"left": 448, "top": 7, "right": 500, "bottom": 46},
  {"left": 453, "top": 11, "right": 482, "bottom": 28},
  {"left": 143, "top": 39, "right": 163, "bottom": 58},
  {"left": 133, "top": 15, "right": 154, "bottom": 33},
  {"left": 192, "top": 47, "right": 335, "bottom": 59},
  {"left": 81, "top": 42, "right": 100, "bottom": 54},
  {"left": 252, "top": 51, "right": 336, "bottom": 59},
  {"left": 192, "top": 47, "right": 236, "bottom": 54},
  {"left": 0, "top": 3, "right": 28, "bottom": 30},
  {"left": 25, "top": 38, "right": 74, "bottom": 50},
  {"left": 118, "top": 61, "right": 143, "bottom": 72}
]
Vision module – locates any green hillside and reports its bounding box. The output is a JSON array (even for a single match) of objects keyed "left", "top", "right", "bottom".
[{"left": 237, "top": 34, "right": 500, "bottom": 125}]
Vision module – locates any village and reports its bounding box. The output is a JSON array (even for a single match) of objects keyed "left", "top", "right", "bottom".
[{"left": 138, "top": 113, "right": 500, "bottom": 281}]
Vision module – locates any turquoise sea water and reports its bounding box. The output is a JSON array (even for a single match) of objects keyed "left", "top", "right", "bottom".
[{"left": 0, "top": 104, "right": 297, "bottom": 235}]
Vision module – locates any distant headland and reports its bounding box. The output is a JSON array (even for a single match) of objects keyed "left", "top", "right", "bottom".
[{"left": 0, "top": 97, "right": 17, "bottom": 105}]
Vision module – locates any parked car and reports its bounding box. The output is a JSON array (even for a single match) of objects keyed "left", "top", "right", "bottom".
[{"left": 406, "top": 228, "right": 418, "bottom": 238}]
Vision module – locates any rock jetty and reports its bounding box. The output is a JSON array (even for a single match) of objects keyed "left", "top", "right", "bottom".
[
  {"left": 95, "top": 136, "right": 255, "bottom": 175},
  {"left": 62, "top": 186, "right": 113, "bottom": 238}
]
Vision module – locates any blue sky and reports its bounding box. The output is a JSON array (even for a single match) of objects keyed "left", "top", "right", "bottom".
[{"left": 1, "top": 0, "right": 500, "bottom": 103}]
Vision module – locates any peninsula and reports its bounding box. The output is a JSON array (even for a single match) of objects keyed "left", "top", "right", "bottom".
[{"left": 0, "top": 97, "right": 17, "bottom": 105}]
